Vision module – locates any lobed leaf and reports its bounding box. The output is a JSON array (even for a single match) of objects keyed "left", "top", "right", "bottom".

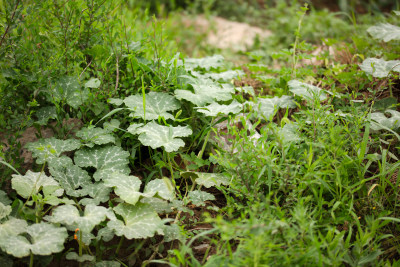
[
  {"left": 360, "top": 58, "right": 400, "bottom": 78},
  {"left": 123, "top": 92, "right": 181, "bottom": 121},
  {"left": 188, "top": 190, "right": 216, "bottom": 206},
  {"left": 184, "top": 55, "right": 224, "bottom": 71},
  {"left": 196, "top": 100, "right": 242, "bottom": 117},
  {"left": 367, "top": 23, "right": 400, "bottom": 42},
  {"left": 136, "top": 121, "right": 192, "bottom": 152},
  {"left": 76, "top": 126, "right": 115, "bottom": 148},
  {"left": 49, "top": 163, "right": 92, "bottom": 197},
  {"left": 107, "top": 203, "right": 163, "bottom": 239},
  {"left": 75, "top": 146, "right": 130, "bottom": 181},
  {"left": 288, "top": 80, "right": 327, "bottom": 101},
  {"left": 11, "top": 170, "right": 63, "bottom": 199}
]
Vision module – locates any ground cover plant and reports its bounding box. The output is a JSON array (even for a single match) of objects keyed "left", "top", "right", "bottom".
[{"left": 1, "top": 0, "right": 400, "bottom": 266}]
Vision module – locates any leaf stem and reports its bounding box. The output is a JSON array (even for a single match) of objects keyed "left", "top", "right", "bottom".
[
  {"left": 29, "top": 252, "right": 34, "bottom": 267},
  {"left": 115, "top": 236, "right": 124, "bottom": 256}
]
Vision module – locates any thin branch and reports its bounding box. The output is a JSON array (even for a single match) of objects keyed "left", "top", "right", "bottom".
[{"left": 0, "top": 0, "right": 22, "bottom": 49}]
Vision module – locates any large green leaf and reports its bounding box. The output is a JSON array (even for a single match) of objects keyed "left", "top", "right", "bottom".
[
  {"left": 255, "top": 95, "right": 296, "bottom": 120},
  {"left": 367, "top": 23, "right": 400, "bottom": 42},
  {"left": 136, "top": 121, "right": 192, "bottom": 152},
  {"left": 0, "top": 222, "right": 67, "bottom": 258},
  {"left": 49, "top": 163, "right": 92, "bottom": 197},
  {"left": 184, "top": 55, "right": 224, "bottom": 71},
  {"left": 360, "top": 58, "right": 400, "bottom": 78},
  {"left": 107, "top": 203, "right": 163, "bottom": 239},
  {"left": 143, "top": 178, "right": 175, "bottom": 201},
  {"left": 188, "top": 190, "right": 215, "bottom": 206},
  {"left": 25, "top": 138, "right": 80, "bottom": 168},
  {"left": 45, "top": 204, "right": 110, "bottom": 233},
  {"left": 175, "top": 77, "right": 234, "bottom": 106},
  {"left": 35, "top": 106, "right": 57, "bottom": 125},
  {"left": 192, "top": 69, "right": 244, "bottom": 82},
  {"left": 277, "top": 123, "right": 301, "bottom": 144},
  {"left": 123, "top": 92, "right": 181, "bottom": 121},
  {"left": 85, "top": 78, "right": 101, "bottom": 89},
  {"left": 11, "top": 171, "right": 63, "bottom": 199},
  {"left": 76, "top": 126, "right": 115, "bottom": 148},
  {"left": 0, "top": 190, "right": 11, "bottom": 205},
  {"left": 196, "top": 100, "right": 242, "bottom": 117},
  {"left": 0, "top": 218, "right": 27, "bottom": 239},
  {"left": 182, "top": 172, "right": 230, "bottom": 188},
  {"left": 371, "top": 110, "right": 400, "bottom": 131},
  {"left": 288, "top": 80, "right": 327, "bottom": 101},
  {"left": 0, "top": 203, "right": 11, "bottom": 221},
  {"left": 79, "top": 182, "right": 112, "bottom": 206},
  {"left": 104, "top": 173, "right": 142, "bottom": 205},
  {"left": 66, "top": 252, "right": 95, "bottom": 263},
  {"left": 75, "top": 146, "right": 130, "bottom": 181},
  {"left": 51, "top": 76, "right": 89, "bottom": 109}
]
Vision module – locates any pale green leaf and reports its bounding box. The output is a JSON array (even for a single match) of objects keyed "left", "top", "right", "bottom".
[
  {"left": 0, "top": 218, "right": 27, "bottom": 239},
  {"left": 104, "top": 173, "right": 142, "bottom": 205},
  {"left": 76, "top": 126, "right": 115, "bottom": 148},
  {"left": 107, "top": 203, "right": 163, "bottom": 239},
  {"left": 52, "top": 76, "right": 89, "bottom": 109},
  {"left": 175, "top": 77, "right": 234, "bottom": 106},
  {"left": 196, "top": 100, "right": 242, "bottom": 117},
  {"left": 192, "top": 172, "right": 230, "bottom": 188},
  {"left": 188, "top": 190, "right": 216, "bottom": 206},
  {"left": 123, "top": 92, "right": 181, "bottom": 120},
  {"left": 288, "top": 80, "right": 327, "bottom": 101},
  {"left": 25, "top": 138, "right": 80, "bottom": 168},
  {"left": 143, "top": 178, "right": 175, "bottom": 201},
  {"left": 0, "top": 203, "right": 11, "bottom": 221},
  {"left": 255, "top": 96, "right": 296, "bottom": 120},
  {"left": 0, "top": 190, "right": 11, "bottom": 205},
  {"left": 193, "top": 69, "right": 244, "bottom": 81},
  {"left": 277, "top": 123, "right": 301, "bottom": 144},
  {"left": 79, "top": 182, "right": 112, "bottom": 206},
  {"left": 12, "top": 170, "right": 63, "bottom": 199},
  {"left": 0, "top": 222, "right": 67, "bottom": 257},
  {"left": 163, "top": 224, "right": 185, "bottom": 242},
  {"left": 235, "top": 86, "right": 255, "bottom": 96},
  {"left": 96, "top": 226, "right": 115, "bottom": 242},
  {"left": 360, "top": 58, "right": 400, "bottom": 78},
  {"left": 136, "top": 121, "right": 192, "bottom": 152},
  {"left": 371, "top": 110, "right": 400, "bottom": 130},
  {"left": 184, "top": 55, "right": 224, "bottom": 71},
  {"left": 49, "top": 163, "right": 92, "bottom": 197},
  {"left": 95, "top": 261, "right": 121, "bottom": 267},
  {"left": 127, "top": 123, "right": 144, "bottom": 135},
  {"left": 36, "top": 106, "right": 57, "bottom": 125},
  {"left": 75, "top": 146, "right": 130, "bottom": 181},
  {"left": 66, "top": 252, "right": 95, "bottom": 263},
  {"left": 85, "top": 78, "right": 101, "bottom": 88},
  {"left": 45, "top": 204, "right": 109, "bottom": 233},
  {"left": 367, "top": 23, "right": 400, "bottom": 42},
  {"left": 103, "top": 119, "right": 121, "bottom": 132}
]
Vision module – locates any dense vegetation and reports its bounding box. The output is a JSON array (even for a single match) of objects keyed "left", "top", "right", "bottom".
[{"left": 1, "top": 0, "right": 400, "bottom": 266}]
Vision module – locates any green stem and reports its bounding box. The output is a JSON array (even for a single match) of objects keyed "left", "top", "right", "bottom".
[
  {"left": 115, "top": 236, "right": 124, "bottom": 256},
  {"left": 29, "top": 252, "right": 34, "bottom": 267},
  {"left": 197, "top": 130, "right": 211, "bottom": 160},
  {"left": 167, "top": 152, "right": 175, "bottom": 185},
  {"left": 79, "top": 231, "right": 83, "bottom": 267}
]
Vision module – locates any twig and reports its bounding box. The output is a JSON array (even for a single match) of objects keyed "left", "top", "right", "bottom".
[{"left": 0, "top": 0, "right": 22, "bottom": 49}]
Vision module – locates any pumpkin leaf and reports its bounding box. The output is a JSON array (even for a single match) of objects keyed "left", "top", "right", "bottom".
[
  {"left": 0, "top": 190, "right": 11, "bottom": 205},
  {"left": 66, "top": 252, "right": 95, "bottom": 263},
  {"left": 51, "top": 76, "right": 89, "bottom": 109},
  {"left": 0, "top": 203, "right": 11, "bottom": 221},
  {"left": 107, "top": 203, "right": 163, "bottom": 239},
  {"left": 188, "top": 190, "right": 216, "bottom": 206},
  {"left": 35, "top": 106, "right": 57, "bottom": 125},
  {"left": 76, "top": 126, "right": 115, "bottom": 148},
  {"left": 175, "top": 77, "right": 234, "bottom": 106},
  {"left": 255, "top": 95, "right": 296, "bottom": 120},
  {"left": 0, "top": 218, "right": 28, "bottom": 239},
  {"left": 360, "top": 58, "right": 400, "bottom": 78},
  {"left": 75, "top": 146, "right": 130, "bottom": 181},
  {"left": 0, "top": 222, "right": 67, "bottom": 258},
  {"left": 85, "top": 78, "right": 101, "bottom": 89},
  {"left": 288, "top": 80, "right": 327, "bottom": 101},
  {"left": 184, "top": 55, "right": 224, "bottom": 71},
  {"left": 11, "top": 170, "right": 63, "bottom": 199},
  {"left": 49, "top": 163, "right": 92, "bottom": 197},
  {"left": 45, "top": 204, "right": 110, "bottom": 233},
  {"left": 136, "top": 121, "right": 192, "bottom": 152},
  {"left": 143, "top": 178, "right": 175, "bottom": 201},
  {"left": 371, "top": 110, "right": 400, "bottom": 131},
  {"left": 182, "top": 172, "right": 230, "bottom": 188},
  {"left": 123, "top": 92, "right": 181, "bottom": 121},
  {"left": 196, "top": 100, "right": 242, "bottom": 117},
  {"left": 79, "top": 182, "right": 112, "bottom": 206},
  {"left": 25, "top": 138, "right": 80, "bottom": 168},
  {"left": 367, "top": 23, "right": 400, "bottom": 42},
  {"left": 104, "top": 173, "right": 142, "bottom": 205}
]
